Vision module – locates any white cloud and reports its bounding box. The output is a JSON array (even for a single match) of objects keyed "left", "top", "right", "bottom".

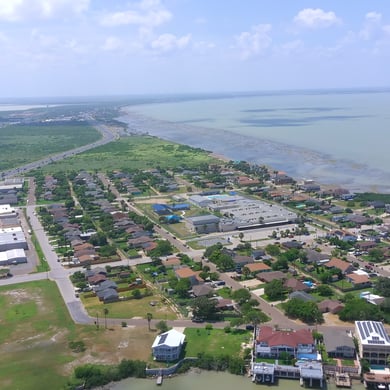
[
  {"left": 294, "top": 8, "right": 341, "bottom": 29},
  {"left": 360, "top": 11, "right": 383, "bottom": 40},
  {"left": 100, "top": 0, "right": 171, "bottom": 28},
  {"left": 279, "top": 40, "right": 304, "bottom": 55},
  {"left": 101, "top": 36, "right": 123, "bottom": 51},
  {"left": 150, "top": 33, "right": 191, "bottom": 53},
  {"left": 0, "top": 0, "right": 89, "bottom": 21},
  {"left": 234, "top": 24, "right": 272, "bottom": 60}
]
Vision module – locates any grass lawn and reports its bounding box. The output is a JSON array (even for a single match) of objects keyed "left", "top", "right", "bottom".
[
  {"left": 184, "top": 328, "right": 251, "bottom": 358},
  {"left": 0, "top": 280, "right": 161, "bottom": 389},
  {"left": 81, "top": 293, "right": 177, "bottom": 320}
]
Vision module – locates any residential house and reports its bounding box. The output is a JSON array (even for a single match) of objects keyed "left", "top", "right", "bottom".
[
  {"left": 289, "top": 291, "right": 315, "bottom": 302},
  {"left": 324, "top": 258, "right": 354, "bottom": 275},
  {"left": 151, "top": 329, "right": 186, "bottom": 361},
  {"left": 284, "top": 278, "right": 310, "bottom": 292},
  {"left": 355, "top": 321, "right": 390, "bottom": 365},
  {"left": 257, "top": 271, "right": 287, "bottom": 283},
  {"left": 233, "top": 255, "right": 254, "bottom": 270},
  {"left": 345, "top": 273, "right": 371, "bottom": 288},
  {"left": 244, "top": 262, "right": 272, "bottom": 275},
  {"left": 255, "top": 326, "right": 315, "bottom": 358},
  {"left": 282, "top": 241, "right": 303, "bottom": 250},
  {"left": 175, "top": 266, "right": 203, "bottom": 286},
  {"left": 215, "top": 298, "right": 235, "bottom": 311},
  {"left": 322, "top": 329, "right": 355, "bottom": 359},
  {"left": 355, "top": 241, "right": 377, "bottom": 251},
  {"left": 162, "top": 257, "right": 182, "bottom": 268},
  {"left": 317, "top": 300, "right": 344, "bottom": 314},
  {"left": 191, "top": 284, "right": 213, "bottom": 297},
  {"left": 304, "top": 249, "right": 330, "bottom": 264}
]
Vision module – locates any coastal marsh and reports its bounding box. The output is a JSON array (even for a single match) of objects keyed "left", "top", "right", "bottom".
[{"left": 38, "top": 136, "right": 219, "bottom": 174}]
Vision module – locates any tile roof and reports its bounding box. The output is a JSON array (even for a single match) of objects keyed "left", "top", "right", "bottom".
[{"left": 257, "top": 326, "right": 314, "bottom": 348}]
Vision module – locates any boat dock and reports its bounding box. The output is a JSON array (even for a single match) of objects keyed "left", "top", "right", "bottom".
[{"left": 335, "top": 373, "right": 352, "bottom": 388}]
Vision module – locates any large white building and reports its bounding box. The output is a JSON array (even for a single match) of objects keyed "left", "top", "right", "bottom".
[
  {"left": 355, "top": 321, "right": 390, "bottom": 365},
  {"left": 0, "top": 230, "right": 27, "bottom": 251},
  {"left": 0, "top": 248, "right": 27, "bottom": 266},
  {"left": 152, "top": 329, "right": 185, "bottom": 361},
  {"left": 0, "top": 204, "right": 17, "bottom": 219}
]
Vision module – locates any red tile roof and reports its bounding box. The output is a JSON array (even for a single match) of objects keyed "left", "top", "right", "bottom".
[
  {"left": 324, "top": 257, "right": 352, "bottom": 273},
  {"left": 256, "top": 326, "right": 313, "bottom": 348}
]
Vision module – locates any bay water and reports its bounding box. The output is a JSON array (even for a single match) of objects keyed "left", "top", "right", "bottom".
[
  {"left": 110, "top": 370, "right": 365, "bottom": 390},
  {"left": 120, "top": 89, "right": 390, "bottom": 192}
]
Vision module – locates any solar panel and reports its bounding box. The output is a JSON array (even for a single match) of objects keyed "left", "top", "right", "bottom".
[{"left": 158, "top": 334, "right": 168, "bottom": 345}]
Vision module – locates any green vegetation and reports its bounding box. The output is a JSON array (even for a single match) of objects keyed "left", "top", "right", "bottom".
[
  {"left": 67, "top": 360, "right": 147, "bottom": 389},
  {"left": 0, "top": 281, "right": 76, "bottom": 389},
  {"left": 184, "top": 328, "right": 250, "bottom": 358},
  {"left": 81, "top": 293, "right": 177, "bottom": 320},
  {"left": 39, "top": 136, "right": 219, "bottom": 173},
  {"left": 0, "top": 121, "right": 100, "bottom": 171},
  {"left": 0, "top": 280, "right": 161, "bottom": 389}
]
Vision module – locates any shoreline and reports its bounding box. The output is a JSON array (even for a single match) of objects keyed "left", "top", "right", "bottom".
[{"left": 118, "top": 108, "right": 390, "bottom": 194}]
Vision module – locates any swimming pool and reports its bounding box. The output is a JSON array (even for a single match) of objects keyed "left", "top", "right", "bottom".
[{"left": 297, "top": 353, "right": 319, "bottom": 360}]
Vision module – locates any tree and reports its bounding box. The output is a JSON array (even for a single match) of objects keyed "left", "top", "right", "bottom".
[
  {"left": 264, "top": 279, "right": 285, "bottom": 301},
  {"left": 238, "top": 232, "right": 244, "bottom": 241},
  {"left": 375, "top": 277, "right": 390, "bottom": 297},
  {"left": 156, "top": 320, "right": 169, "bottom": 334},
  {"left": 232, "top": 288, "right": 251, "bottom": 305},
  {"left": 265, "top": 244, "right": 281, "bottom": 256},
  {"left": 191, "top": 296, "right": 218, "bottom": 320},
  {"left": 146, "top": 312, "right": 153, "bottom": 331},
  {"left": 103, "top": 308, "right": 109, "bottom": 329},
  {"left": 316, "top": 284, "right": 333, "bottom": 297},
  {"left": 175, "top": 278, "right": 191, "bottom": 298}
]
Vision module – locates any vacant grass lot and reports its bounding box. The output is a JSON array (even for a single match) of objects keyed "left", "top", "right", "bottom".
[
  {"left": 0, "top": 121, "right": 100, "bottom": 171},
  {"left": 0, "top": 280, "right": 161, "bottom": 389},
  {"left": 81, "top": 293, "right": 177, "bottom": 320},
  {"left": 40, "top": 135, "right": 219, "bottom": 173},
  {"left": 184, "top": 328, "right": 251, "bottom": 358}
]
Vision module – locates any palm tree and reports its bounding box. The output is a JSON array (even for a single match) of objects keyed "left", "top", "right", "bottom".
[
  {"left": 146, "top": 312, "right": 153, "bottom": 331},
  {"left": 103, "top": 308, "right": 109, "bottom": 329}
]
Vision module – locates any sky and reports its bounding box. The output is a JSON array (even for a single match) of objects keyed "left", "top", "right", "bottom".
[{"left": 0, "top": 0, "right": 389, "bottom": 98}]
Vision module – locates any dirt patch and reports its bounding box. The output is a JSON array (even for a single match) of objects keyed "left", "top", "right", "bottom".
[
  {"left": 63, "top": 325, "right": 156, "bottom": 374},
  {"left": 323, "top": 313, "right": 354, "bottom": 327}
]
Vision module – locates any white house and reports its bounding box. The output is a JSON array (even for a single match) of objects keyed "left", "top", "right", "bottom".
[
  {"left": 152, "top": 329, "right": 185, "bottom": 361},
  {"left": 355, "top": 321, "right": 390, "bottom": 365}
]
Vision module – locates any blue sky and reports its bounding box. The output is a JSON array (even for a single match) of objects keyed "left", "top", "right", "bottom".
[{"left": 0, "top": 0, "right": 389, "bottom": 97}]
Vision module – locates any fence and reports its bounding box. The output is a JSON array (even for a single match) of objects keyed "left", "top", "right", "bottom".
[{"left": 145, "top": 357, "right": 198, "bottom": 376}]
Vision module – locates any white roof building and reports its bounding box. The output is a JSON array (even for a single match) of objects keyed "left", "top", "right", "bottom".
[
  {"left": 152, "top": 329, "right": 186, "bottom": 361},
  {"left": 355, "top": 321, "right": 390, "bottom": 365},
  {"left": 0, "top": 204, "right": 17, "bottom": 219},
  {"left": 0, "top": 248, "right": 27, "bottom": 266},
  {"left": 0, "top": 231, "right": 27, "bottom": 251}
]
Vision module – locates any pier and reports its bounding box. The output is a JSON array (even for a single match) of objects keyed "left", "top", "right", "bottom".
[{"left": 335, "top": 373, "right": 351, "bottom": 388}]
